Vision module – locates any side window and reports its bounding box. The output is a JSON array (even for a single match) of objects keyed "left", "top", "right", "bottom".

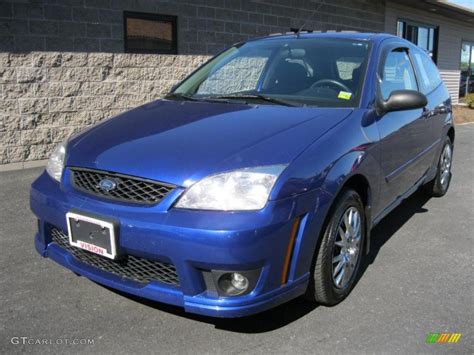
[
  {"left": 380, "top": 49, "right": 418, "bottom": 100},
  {"left": 412, "top": 50, "right": 442, "bottom": 94}
]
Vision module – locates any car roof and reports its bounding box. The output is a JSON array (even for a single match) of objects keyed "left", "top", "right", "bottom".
[{"left": 244, "top": 32, "right": 400, "bottom": 45}]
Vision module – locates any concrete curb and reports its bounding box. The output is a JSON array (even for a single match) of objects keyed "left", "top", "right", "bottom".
[{"left": 0, "top": 159, "right": 47, "bottom": 172}]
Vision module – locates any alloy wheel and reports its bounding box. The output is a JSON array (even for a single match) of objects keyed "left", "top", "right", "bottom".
[
  {"left": 332, "top": 207, "right": 362, "bottom": 289},
  {"left": 439, "top": 144, "right": 452, "bottom": 190}
]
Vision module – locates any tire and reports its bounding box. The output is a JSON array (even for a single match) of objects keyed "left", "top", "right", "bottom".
[
  {"left": 423, "top": 136, "right": 453, "bottom": 197},
  {"left": 305, "top": 188, "right": 365, "bottom": 306}
]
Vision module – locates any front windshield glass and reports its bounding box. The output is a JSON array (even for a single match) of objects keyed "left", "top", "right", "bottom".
[{"left": 172, "top": 37, "right": 371, "bottom": 107}]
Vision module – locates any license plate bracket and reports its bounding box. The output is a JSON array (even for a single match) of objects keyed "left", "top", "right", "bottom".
[{"left": 66, "top": 212, "right": 118, "bottom": 260}]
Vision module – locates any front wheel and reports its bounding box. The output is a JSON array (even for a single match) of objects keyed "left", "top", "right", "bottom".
[
  {"left": 305, "top": 189, "right": 365, "bottom": 306},
  {"left": 423, "top": 136, "right": 453, "bottom": 197}
]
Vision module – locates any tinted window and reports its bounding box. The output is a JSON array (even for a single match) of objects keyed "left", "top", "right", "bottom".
[
  {"left": 124, "top": 12, "right": 177, "bottom": 54},
  {"left": 412, "top": 49, "right": 442, "bottom": 94},
  {"left": 380, "top": 49, "right": 418, "bottom": 100}
]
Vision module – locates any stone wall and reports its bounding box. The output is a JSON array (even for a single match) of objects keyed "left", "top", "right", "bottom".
[{"left": 0, "top": 52, "right": 209, "bottom": 166}]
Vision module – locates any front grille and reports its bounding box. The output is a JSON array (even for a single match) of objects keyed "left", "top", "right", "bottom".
[
  {"left": 70, "top": 168, "right": 175, "bottom": 205},
  {"left": 50, "top": 227, "right": 180, "bottom": 286}
]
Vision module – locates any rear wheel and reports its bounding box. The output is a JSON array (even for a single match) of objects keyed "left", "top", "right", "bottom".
[
  {"left": 423, "top": 136, "right": 453, "bottom": 197},
  {"left": 306, "top": 189, "right": 365, "bottom": 306}
]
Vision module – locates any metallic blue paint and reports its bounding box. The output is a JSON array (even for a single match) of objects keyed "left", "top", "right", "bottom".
[{"left": 30, "top": 33, "right": 454, "bottom": 317}]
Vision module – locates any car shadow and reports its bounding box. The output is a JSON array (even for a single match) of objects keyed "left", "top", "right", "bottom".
[
  {"left": 105, "top": 287, "right": 318, "bottom": 333},
  {"left": 362, "top": 189, "right": 431, "bottom": 268},
  {"left": 101, "top": 189, "right": 432, "bottom": 333}
]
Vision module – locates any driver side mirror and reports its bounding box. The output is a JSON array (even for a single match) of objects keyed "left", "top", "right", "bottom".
[{"left": 376, "top": 90, "right": 427, "bottom": 115}]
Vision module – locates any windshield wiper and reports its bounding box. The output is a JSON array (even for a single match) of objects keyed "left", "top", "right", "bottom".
[
  {"left": 166, "top": 92, "right": 302, "bottom": 107},
  {"left": 165, "top": 92, "right": 237, "bottom": 104},
  {"left": 207, "top": 93, "right": 303, "bottom": 107},
  {"left": 164, "top": 93, "right": 202, "bottom": 102}
]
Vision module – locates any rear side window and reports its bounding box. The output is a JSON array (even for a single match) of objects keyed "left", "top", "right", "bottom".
[
  {"left": 380, "top": 49, "right": 418, "bottom": 100},
  {"left": 412, "top": 50, "right": 442, "bottom": 94}
]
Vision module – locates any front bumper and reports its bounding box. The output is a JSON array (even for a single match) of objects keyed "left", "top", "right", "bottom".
[{"left": 31, "top": 170, "right": 326, "bottom": 317}]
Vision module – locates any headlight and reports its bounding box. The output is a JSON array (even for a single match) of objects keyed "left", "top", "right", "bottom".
[
  {"left": 175, "top": 165, "right": 286, "bottom": 211},
  {"left": 46, "top": 140, "right": 67, "bottom": 182}
]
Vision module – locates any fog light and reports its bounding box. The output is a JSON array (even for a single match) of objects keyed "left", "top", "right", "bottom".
[
  {"left": 217, "top": 272, "right": 250, "bottom": 296},
  {"left": 231, "top": 273, "right": 249, "bottom": 291},
  {"left": 203, "top": 269, "right": 260, "bottom": 297}
]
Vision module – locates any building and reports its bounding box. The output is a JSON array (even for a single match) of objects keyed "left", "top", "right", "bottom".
[{"left": 0, "top": 0, "right": 473, "bottom": 169}]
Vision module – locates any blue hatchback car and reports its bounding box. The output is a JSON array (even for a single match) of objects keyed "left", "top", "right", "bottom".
[{"left": 31, "top": 32, "right": 454, "bottom": 318}]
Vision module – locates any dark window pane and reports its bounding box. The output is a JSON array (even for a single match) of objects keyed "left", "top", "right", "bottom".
[
  {"left": 397, "top": 19, "right": 438, "bottom": 62},
  {"left": 406, "top": 24, "right": 417, "bottom": 43},
  {"left": 124, "top": 13, "right": 177, "bottom": 54}
]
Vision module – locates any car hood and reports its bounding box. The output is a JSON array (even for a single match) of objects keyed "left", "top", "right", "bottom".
[{"left": 67, "top": 100, "right": 352, "bottom": 187}]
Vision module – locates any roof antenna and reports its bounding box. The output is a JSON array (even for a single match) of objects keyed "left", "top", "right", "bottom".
[{"left": 296, "top": 1, "right": 324, "bottom": 38}]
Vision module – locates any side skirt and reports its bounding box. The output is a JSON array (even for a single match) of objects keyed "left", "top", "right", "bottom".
[{"left": 371, "top": 174, "right": 427, "bottom": 227}]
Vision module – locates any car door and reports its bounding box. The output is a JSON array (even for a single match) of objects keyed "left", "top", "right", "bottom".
[{"left": 375, "top": 45, "right": 431, "bottom": 209}]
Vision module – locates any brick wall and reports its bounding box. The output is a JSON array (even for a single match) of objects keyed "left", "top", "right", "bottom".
[
  {"left": 0, "top": 0, "right": 386, "bottom": 55},
  {"left": 0, "top": 52, "right": 209, "bottom": 165}
]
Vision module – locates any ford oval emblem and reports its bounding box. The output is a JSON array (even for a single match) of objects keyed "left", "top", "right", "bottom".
[{"left": 99, "top": 178, "right": 117, "bottom": 192}]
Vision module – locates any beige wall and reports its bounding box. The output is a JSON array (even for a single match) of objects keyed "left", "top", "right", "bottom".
[
  {"left": 385, "top": 1, "right": 474, "bottom": 71},
  {"left": 385, "top": 1, "right": 474, "bottom": 104},
  {"left": 0, "top": 52, "right": 209, "bottom": 166}
]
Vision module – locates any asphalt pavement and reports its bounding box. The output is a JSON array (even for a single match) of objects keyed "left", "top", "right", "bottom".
[{"left": 1, "top": 124, "right": 473, "bottom": 354}]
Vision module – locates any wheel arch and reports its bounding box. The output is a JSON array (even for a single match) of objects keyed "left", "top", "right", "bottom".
[
  {"left": 333, "top": 173, "right": 373, "bottom": 255},
  {"left": 448, "top": 126, "right": 455, "bottom": 143},
  {"left": 319, "top": 151, "right": 378, "bottom": 255},
  {"left": 303, "top": 170, "right": 374, "bottom": 302},
  {"left": 342, "top": 174, "right": 372, "bottom": 211}
]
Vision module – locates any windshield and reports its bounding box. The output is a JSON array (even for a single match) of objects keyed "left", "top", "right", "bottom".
[{"left": 172, "top": 37, "right": 371, "bottom": 108}]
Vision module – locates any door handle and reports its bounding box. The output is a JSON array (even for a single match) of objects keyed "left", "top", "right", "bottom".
[
  {"left": 421, "top": 107, "right": 432, "bottom": 119},
  {"left": 436, "top": 105, "right": 448, "bottom": 114}
]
